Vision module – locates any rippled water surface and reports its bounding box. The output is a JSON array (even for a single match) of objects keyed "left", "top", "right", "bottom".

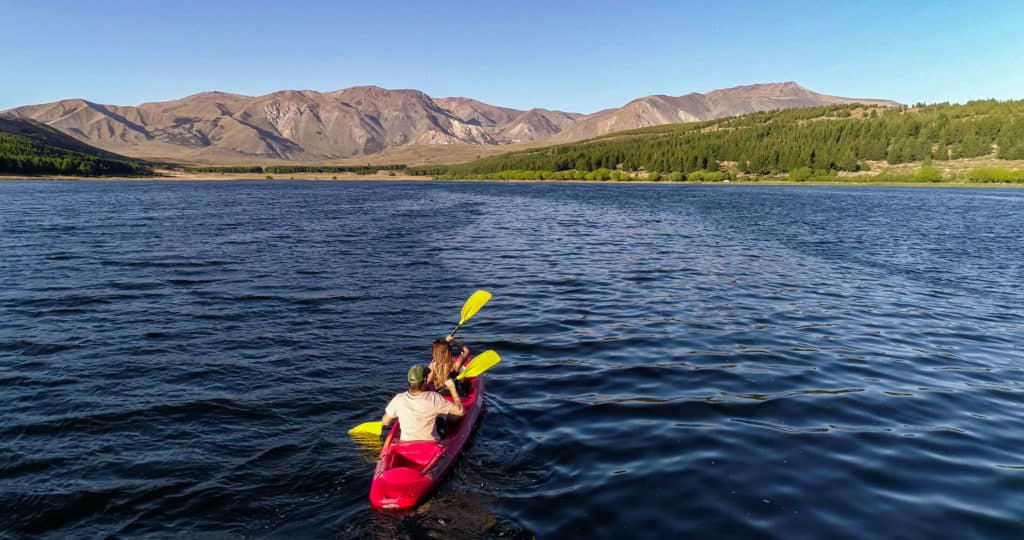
[{"left": 1, "top": 180, "right": 1023, "bottom": 538}]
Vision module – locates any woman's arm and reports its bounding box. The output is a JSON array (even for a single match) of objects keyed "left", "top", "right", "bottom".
[
  {"left": 456, "top": 346, "right": 471, "bottom": 372},
  {"left": 445, "top": 335, "right": 473, "bottom": 371}
]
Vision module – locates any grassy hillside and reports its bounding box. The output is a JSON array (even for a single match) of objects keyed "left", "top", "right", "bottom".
[
  {"left": 408, "top": 100, "right": 1024, "bottom": 181},
  {"left": 0, "top": 117, "right": 151, "bottom": 176}
]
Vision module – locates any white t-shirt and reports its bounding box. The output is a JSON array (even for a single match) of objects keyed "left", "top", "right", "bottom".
[{"left": 385, "top": 391, "right": 458, "bottom": 441}]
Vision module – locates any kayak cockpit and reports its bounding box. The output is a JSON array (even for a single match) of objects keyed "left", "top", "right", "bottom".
[{"left": 388, "top": 442, "right": 442, "bottom": 470}]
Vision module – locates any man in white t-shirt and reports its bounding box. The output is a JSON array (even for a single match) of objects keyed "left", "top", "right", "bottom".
[{"left": 381, "top": 364, "right": 464, "bottom": 442}]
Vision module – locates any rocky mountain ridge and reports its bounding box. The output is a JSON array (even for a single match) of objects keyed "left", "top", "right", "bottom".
[{"left": 2, "top": 82, "right": 898, "bottom": 164}]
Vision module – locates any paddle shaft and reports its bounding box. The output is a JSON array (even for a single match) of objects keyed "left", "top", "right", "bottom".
[{"left": 381, "top": 422, "right": 397, "bottom": 448}]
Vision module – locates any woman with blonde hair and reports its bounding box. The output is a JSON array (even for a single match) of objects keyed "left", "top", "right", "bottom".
[{"left": 426, "top": 335, "right": 470, "bottom": 395}]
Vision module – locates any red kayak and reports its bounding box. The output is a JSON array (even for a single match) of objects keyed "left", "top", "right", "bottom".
[{"left": 369, "top": 363, "right": 485, "bottom": 509}]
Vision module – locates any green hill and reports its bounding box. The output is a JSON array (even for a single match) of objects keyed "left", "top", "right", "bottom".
[
  {"left": 409, "top": 100, "right": 1024, "bottom": 182},
  {"left": 0, "top": 117, "right": 151, "bottom": 176}
]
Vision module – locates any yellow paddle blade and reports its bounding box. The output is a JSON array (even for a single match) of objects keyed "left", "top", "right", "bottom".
[
  {"left": 348, "top": 421, "right": 383, "bottom": 437},
  {"left": 457, "top": 350, "right": 501, "bottom": 380},
  {"left": 458, "top": 290, "right": 492, "bottom": 326}
]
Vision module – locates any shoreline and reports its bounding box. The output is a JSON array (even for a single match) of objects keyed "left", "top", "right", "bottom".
[
  {"left": 0, "top": 171, "right": 432, "bottom": 182},
  {"left": 3, "top": 173, "right": 1022, "bottom": 188}
]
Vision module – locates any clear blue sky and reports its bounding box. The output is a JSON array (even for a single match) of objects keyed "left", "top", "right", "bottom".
[{"left": 2, "top": 0, "right": 1022, "bottom": 112}]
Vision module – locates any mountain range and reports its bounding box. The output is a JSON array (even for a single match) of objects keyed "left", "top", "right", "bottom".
[{"left": 1, "top": 82, "right": 898, "bottom": 165}]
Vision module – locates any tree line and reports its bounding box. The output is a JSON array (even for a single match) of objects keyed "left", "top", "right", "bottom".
[
  {"left": 0, "top": 133, "right": 150, "bottom": 176},
  {"left": 408, "top": 100, "right": 1024, "bottom": 178}
]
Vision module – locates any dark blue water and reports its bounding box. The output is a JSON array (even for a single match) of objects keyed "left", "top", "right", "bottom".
[{"left": 1, "top": 181, "right": 1022, "bottom": 538}]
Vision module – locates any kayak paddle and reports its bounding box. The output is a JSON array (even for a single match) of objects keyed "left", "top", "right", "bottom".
[
  {"left": 347, "top": 352, "right": 501, "bottom": 436},
  {"left": 348, "top": 290, "right": 492, "bottom": 438},
  {"left": 449, "top": 289, "right": 491, "bottom": 338},
  {"left": 457, "top": 350, "right": 501, "bottom": 380}
]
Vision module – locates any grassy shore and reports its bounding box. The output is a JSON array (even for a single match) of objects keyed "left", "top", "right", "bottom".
[
  {"left": 3, "top": 159, "right": 1024, "bottom": 188},
  {"left": 0, "top": 169, "right": 431, "bottom": 181},
  {"left": 4, "top": 172, "right": 1024, "bottom": 187},
  {"left": 420, "top": 155, "right": 1024, "bottom": 187}
]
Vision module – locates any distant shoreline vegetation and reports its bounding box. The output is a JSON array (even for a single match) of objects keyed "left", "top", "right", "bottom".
[
  {"left": 412, "top": 165, "right": 1024, "bottom": 184},
  {"left": 183, "top": 164, "right": 407, "bottom": 175},
  {"left": 426, "top": 168, "right": 733, "bottom": 182}
]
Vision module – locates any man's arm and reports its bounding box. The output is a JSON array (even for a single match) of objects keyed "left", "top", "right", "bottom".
[
  {"left": 443, "top": 379, "right": 464, "bottom": 416},
  {"left": 383, "top": 396, "right": 398, "bottom": 426}
]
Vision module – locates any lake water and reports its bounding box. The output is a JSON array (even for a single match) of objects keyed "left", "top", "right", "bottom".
[{"left": 1, "top": 180, "right": 1022, "bottom": 538}]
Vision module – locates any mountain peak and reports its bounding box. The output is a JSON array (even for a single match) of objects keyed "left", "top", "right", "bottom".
[{"left": 706, "top": 81, "right": 813, "bottom": 99}]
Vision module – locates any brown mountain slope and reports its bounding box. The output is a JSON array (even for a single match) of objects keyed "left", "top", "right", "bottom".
[
  {"left": 434, "top": 97, "right": 523, "bottom": 127},
  {"left": 433, "top": 97, "right": 583, "bottom": 142},
  {"left": 2, "top": 82, "right": 897, "bottom": 165}
]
